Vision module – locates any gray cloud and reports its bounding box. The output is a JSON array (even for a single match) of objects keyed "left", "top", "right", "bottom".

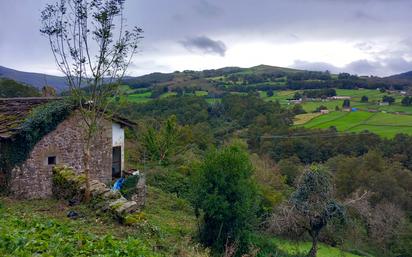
[
  {"left": 292, "top": 57, "right": 412, "bottom": 77},
  {"left": 193, "top": 0, "right": 223, "bottom": 18},
  {"left": 292, "top": 60, "right": 338, "bottom": 73},
  {"left": 1, "top": 0, "right": 412, "bottom": 76},
  {"left": 180, "top": 36, "right": 227, "bottom": 56}
]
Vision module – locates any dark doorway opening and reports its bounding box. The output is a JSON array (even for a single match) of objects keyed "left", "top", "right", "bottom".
[{"left": 112, "top": 146, "right": 121, "bottom": 178}]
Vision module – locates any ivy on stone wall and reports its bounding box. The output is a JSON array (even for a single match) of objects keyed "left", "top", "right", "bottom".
[{"left": 0, "top": 98, "right": 75, "bottom": 192}]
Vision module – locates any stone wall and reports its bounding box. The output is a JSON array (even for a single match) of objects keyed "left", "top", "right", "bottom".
[{"left": 10, "top": 111, "right": 112, "bottom": 199}]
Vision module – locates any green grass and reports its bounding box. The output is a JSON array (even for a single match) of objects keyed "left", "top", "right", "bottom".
[
  {"left": 376, "top": 104, "right": 412, "bottom": 114},
  {"left": 126, "top": 91, "right": 152, "bottom": 103},
  {"left": 205, "top": 98, "right": 221, "bottom": 104},
  {"left": 302, "top": 111, "right": 349, "bottom": 128},
  {"left": 300, "top": 100, "right": 344, "bottom": 112},
  {"left": 293, "top": 113, "right": 322, "bottom": 125},
  {"left": 195, "top": 90, "right": 208, "bottom": 96},
  {"left": 302, "top": 110, "right": 412, "bottom": 138},
  {"left": 0, "top": 186, "right": 368, "bottom": 257},
  {"left": 268, "top": 237, "right": 363, "bottom": 257},
  {"left": 366, "top": 112, "right": 412, "bottom": 126},
  {"left": 259, "top": 90, "right": 296, "bottom": 104},
  {"left": 335, "top": 89, "right": 387, "bottom": 102},
  {"left": 160, "top": 92, "right": 178, "bottom": 98},
  {"left": 0, "top": 187, "right": 208, "bottom": 257}
]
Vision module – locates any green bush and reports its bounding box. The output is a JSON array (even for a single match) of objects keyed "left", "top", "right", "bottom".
[
  {"left": 193, "top": 145, "right": 260, "bottom": 256},
  {"left": 146, "top": 168, "right": 192, "bottom": 200}
]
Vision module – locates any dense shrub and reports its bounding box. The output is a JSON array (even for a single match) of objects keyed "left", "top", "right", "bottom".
[
  {"left": 193, "top": 145, "right": 260, "bottom": 256},
  {"left": 146, "top": 168, "right": 192, "bottom": 200}
]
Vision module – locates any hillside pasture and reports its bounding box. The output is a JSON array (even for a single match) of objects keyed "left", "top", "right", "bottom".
[
  {"left": 302, "top": 111, "right": 412, "bottom": 137},
  {"left": 125, "top": 91, "right": 152, "bottom": 103}
]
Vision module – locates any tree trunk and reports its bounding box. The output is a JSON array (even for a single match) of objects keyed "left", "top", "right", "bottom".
[
  {"left": 308, "top": 233, "right": 318, "bottom": 257},
  {"left": 83, "top": 145, "right": 91, "bottom": 202}
]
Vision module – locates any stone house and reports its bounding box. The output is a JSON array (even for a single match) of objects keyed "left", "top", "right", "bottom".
[{"left": 0, "top": 97, "right": 135, "bottom": 199}]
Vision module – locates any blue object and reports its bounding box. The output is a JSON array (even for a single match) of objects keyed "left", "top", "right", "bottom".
[
  {"left": 352, "top": 108, "right": 358, "bottom": 112},
  {"left": 112, "top": 178, "right": 125, "bottom": 191}
]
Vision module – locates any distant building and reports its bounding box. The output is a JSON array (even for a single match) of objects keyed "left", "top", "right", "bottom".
[
  {"left": 379, "top": 101, "right": 389, "bottom": 106},
  {"left": 289, "top": 99, "right": 302, "bottom": 104},
  {"left": 330, "top": 96, "right": 351, "bottom": 100},
  {"left": 320, "top": 109, "right": 329, "bottom": 114}
]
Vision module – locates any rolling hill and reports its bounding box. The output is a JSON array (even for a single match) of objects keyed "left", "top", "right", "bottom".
[
  {"left": 387, "top": 70, "right": 412, "bottom": 81},
  {"left": 1, "top": 64, "right": 412, "bottom": 94},
  {"left": 0, "top": 78, "right": 40, "bottom": 98}
]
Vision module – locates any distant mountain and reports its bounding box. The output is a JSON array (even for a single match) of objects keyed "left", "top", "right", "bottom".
[
  {"left": 387, "top": 71, "right": 412, "bottom": 80},
  {"left": 0, "top": 66, "right": 67, "bottom": 92}
]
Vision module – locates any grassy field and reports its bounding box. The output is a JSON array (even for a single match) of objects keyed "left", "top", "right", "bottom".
[
  {"left": 0, "top": 186, "right": 367, "bottom": 257},
  {"left": 293, "top": 113, "right": 322, "bottom": 125},
  {"left": 0, "top": 187, "right": 207, "bottom": 257},
  {"left": 302, "top": 111, "right": 412, "bottom": 138},
  {"left": 262, "top": 237, "right": 364, "bottom": 257},
  {"left": 260, "top": 90, "right": 295, "bottom": 104},
  {"left": 125, "top": 91, "right": 152, "bottom": 103}
]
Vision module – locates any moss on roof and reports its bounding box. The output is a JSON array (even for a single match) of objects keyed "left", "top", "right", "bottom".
[{"left": 0, "top": 97, "right": 62, "bottom": 139}]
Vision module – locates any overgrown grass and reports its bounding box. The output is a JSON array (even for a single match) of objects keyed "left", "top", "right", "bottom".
[
  {"left": 0, "top": 187, "right": 369, "bottom": 256},
  {"left": 0, "top": 187, "right": 208, "bottom": 257}
]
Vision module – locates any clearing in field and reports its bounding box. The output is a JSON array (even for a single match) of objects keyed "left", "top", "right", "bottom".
[{"left": 293, "top": 113, "right": 322, "bottom": 125}]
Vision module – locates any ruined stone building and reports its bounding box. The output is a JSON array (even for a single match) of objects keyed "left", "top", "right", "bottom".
[{"left": 0, "top": 97, "right": 135, "bottom": 199}]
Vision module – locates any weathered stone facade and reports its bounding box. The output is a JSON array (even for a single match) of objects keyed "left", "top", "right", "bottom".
[{"left": 10, "top": 111, "right": 112, "bottom": 199}]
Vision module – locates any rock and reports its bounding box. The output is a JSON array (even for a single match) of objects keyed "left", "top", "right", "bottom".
[
  {"left": 116, "top": 200, "right": 139, "bottom": 214},
  {"left": 90, "top": 181, "right": 110, "bottom": 197},
  {"left": 109, "top": 197, "right": 128, "bottom": 212},
  {"left": 101, "top": 190, "right": 121, "bottom": 200},
  {"left": 67, "top": 210, "right": 79, "bottom": 219}
]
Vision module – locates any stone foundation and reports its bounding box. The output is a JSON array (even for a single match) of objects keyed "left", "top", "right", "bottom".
[{"left": 52, "top": 166, "right": 146, "bottom": 222}]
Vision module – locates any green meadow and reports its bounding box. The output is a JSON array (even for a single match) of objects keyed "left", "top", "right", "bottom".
[{"left": 302, "top": 111, "right": 412, "bottom": 138}]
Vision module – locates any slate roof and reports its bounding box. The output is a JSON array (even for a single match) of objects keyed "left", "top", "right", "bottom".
[
  {"left": 0, "top": 97, "right": 135, "bottom": 140},
  {"left": 0, "top": 97, "right": 61, "bottom": 139}
]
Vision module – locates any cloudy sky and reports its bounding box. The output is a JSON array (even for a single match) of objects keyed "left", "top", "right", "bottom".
[{"left": 1, "top": 0, "right": 412, "bottom": 77}]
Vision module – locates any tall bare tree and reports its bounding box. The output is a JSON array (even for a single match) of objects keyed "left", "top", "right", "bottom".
[{"left": 40, "top": 0, "right": 143, "bottom": 200}]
